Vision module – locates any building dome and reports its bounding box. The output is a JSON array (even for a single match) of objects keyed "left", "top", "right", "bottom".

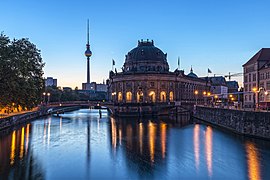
[
  {"left": 123, "top": 40, "right": 169, "bottom": 73},
  {"left": 187, "top": 67, "right": 198, "bottom": 78}
]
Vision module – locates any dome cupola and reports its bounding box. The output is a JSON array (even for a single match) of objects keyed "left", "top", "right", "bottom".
[
  {"left": 187, "top": 66, "right": 198, "bottom": 78},
  {"left": 123, "top": 39, "right": 169, "bottom": 73}
]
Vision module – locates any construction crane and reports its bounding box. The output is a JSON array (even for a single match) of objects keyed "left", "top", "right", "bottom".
[{"left": 224, "top": 72, "right": 243, "bottom": 81}]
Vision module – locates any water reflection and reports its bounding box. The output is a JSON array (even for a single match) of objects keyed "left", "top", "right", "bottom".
[
  {"left": 160, "top": 122, "right": 167, "bottom": 159},
  {"left": 193, "top": 124, "right": 200, "bottom": 171},
  {"left": 10, "top": 131, "right": 16, "bottom": 165},
  {"left": 1, "top": 109, "right": 270, "bottom": 179},
  {"left": 139, "top": 123, "right": 143, "bottom": 154},
  {"left": 25, "top": 124, "right": 30, "bottom": 155},
  {"left": 148, "top": 121, "right": 156, "bottom": 163},
  {"left": 111, "top": 118, "right": 117, "bottom": 150},
  {"left": 205, "top": 126, "right": 213, "bottom": 177},
  {"left": 20, "top": 127, "right": 25, "bottom": 159},
  {"left": 246, "top": 141, "right": 261, "bottom": 180}
]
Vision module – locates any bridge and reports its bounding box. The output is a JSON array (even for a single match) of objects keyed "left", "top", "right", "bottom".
[{"left": 45, "top": 101, "right": 191, "bottom": 117}]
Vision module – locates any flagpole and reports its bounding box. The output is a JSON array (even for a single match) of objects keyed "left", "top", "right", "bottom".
[{"left": 178, "top": 56, "right": 181, "bottom": 70}]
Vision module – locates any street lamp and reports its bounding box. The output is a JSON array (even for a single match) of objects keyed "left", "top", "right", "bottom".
[
  {"left": 43, "top": 92, "right": 46, "bottom": 104},
  {"left": 252, "top": 87, "right": 258, "bottom": 111},
  {"left": 214, "top": 95, "right": 218, "bottom": 106},
  {"left": 194, "top": 90, "right": 198, "bottom": 105},
  {"left": 47, "top": 93, "right": 51, "bottom": 105},
  {"left": 203, "top": 91, "right": 207, "bottom": 106}
]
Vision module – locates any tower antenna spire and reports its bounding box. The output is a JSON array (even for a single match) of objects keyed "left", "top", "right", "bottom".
[{"left": 87, "top": 19, "right": 89, "bottom": 45}]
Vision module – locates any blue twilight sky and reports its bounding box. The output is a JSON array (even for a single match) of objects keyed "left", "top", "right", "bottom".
[{"left": 1, "top": 0, "right": 270, "bottom": 88}]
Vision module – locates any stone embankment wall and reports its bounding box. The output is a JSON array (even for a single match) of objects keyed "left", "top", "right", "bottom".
[
  {"left": 193, "top": 106, "right": 270, "bottom": 139},
  {"left": 0, "top": 106, "right": 80, "bottom": 130},
  {"left": 0, "top": 110, "right": 45, "bottom": 130}
]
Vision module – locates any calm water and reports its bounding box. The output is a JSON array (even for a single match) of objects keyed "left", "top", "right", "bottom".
[{"left": 1, "top": 109, "right": 270, "bottom": 179}]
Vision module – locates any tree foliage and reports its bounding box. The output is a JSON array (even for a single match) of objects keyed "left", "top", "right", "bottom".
[{"left": 0, "top": 33, "right": 44, "bottom": 110}]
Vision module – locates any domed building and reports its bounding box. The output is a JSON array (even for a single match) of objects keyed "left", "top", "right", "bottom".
[{"left": 108, "top": 40, "right": 210, "bottom": 115}]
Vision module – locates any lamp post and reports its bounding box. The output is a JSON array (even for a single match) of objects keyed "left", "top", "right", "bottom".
[
  {"left": 214, "top": 95, "right": 218, "bottom": 107},
  {"left": 194, "top": 90, "right": 198, "bottom": 105},
  {"left": 47, "top": 93, "right": 51, "bottom": 105},
  {"left": 43, "top": 92, "right": 46, "bottom": 104},
  {"left": 265, "top": 91, "right": 269, "bottom": 111},
  {"left": 203, "top": 91, "right": 207, "bottom": 106},
  {"left": 252, "top": 87, "right": 257, "bottom": 111}
]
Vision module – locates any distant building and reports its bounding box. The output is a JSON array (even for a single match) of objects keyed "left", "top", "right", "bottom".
[
  {"left": 207, "top": 76, "right": 228, "bottom": 99},
  {"left": 96, "top": 83, "right": 108, "bottom": 92},
  {"left": 77, "top": 89, "right": 107, "bottom": 101},
  {"left": 45, "top": 77, "right": 57, "bottom": 87},
  {"left": 243, "top": 48, "right": 270, "bottom": 108},
  {"left": 82, "top": 82, "right": 108, "bottom": 92},
  {"left": 226, "top": 81, "right": 239, "bottom": 94},
  {"left": 82, "top": 82, "right": 95, "bottom": 90}
]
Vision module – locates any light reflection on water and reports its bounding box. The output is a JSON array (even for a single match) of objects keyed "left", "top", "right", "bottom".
[
  {"left": 0, "top": 109, "right": 270, "bottom": 179},
  {"left": 246, "top": 141, "right": 261, "bottom": 180}
]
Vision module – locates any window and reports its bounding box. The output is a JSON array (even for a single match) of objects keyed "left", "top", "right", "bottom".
[
  {"left": 267, "top": 81, "right": 270, "bottom": 90},
  {"left": 249, "top": 74, "right": 251, "bottom": 82},
  {"left": 252, "top": 74, "right": 256, "bottom": 81},
  {"left": 169, "top": 91, "right": 173, "bottom": 102},
  {"left": 137, "top": 89, "right": 143, "bottom": 102},
  {"left": 160, "top": 91, "right": 166, "bottom": 102},
  {"left": 260, "top": 82, "right": 265, "bottom": 88},
  {"left": 126, "top": 92, "right": 132, "bottom": 102},
  {"left": 265, "top": 72, "right": 269, "bottom": 79},
  {"left": 149, "top": 91, "right": 156, "bottom": 102},
  {"left": 244, "top": 75, "right": 248, "bottom": 82},
  {"left": 118, "top": 92, "right": 122, "bottom": 102}
]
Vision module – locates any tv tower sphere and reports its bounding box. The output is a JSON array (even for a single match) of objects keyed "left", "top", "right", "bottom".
[{"left": 85, "top": 47, "right": 92, "bottom": 58}]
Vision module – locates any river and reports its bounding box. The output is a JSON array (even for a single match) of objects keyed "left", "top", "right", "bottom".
[{"left": 0, "top": 109, "right": 270, "bottom": 179}]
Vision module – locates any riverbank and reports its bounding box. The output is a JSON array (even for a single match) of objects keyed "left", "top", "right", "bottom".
[
  {"left": 193, "top": 106, "right": 270, "bottom": 140},
  {"left": 0, "top": 106, "right": 81, "bottom": 131}
]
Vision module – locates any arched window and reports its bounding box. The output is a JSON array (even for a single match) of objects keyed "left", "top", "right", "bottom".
[
  {"left": 160, "top": 91, "right": 166, "bottom": 102},
  {"left": 118, "top": 92, "right": 122, "bottom": 102},
  {"left": 149, "top": 91, "right": 156, "bottom": 102},
  {"left": 126, "top": 92, "right": 132, "bottom": 103},
  {"left": 169, "top": 91, "right": 173, "bottom": 102},
  {"left": 137, "top": 91, "right": 143, "bottom": 102}
]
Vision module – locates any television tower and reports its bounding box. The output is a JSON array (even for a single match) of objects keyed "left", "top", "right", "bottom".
[{"left": 84, "top": 19, "right": 92, "bottom": 83}]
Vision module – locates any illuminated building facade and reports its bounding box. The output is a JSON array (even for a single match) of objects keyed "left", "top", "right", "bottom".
[{"left": 108, "top": 40, "right": 209, "bottom": 106}]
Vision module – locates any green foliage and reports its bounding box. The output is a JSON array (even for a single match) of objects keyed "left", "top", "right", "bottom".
[{"left": 0, "top": 33, "right": 44, "bottom": 110}]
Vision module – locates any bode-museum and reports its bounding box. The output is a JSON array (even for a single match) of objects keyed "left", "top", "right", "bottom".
[{"left": 108, "top": 40, "right": 210, "bottom": 115}]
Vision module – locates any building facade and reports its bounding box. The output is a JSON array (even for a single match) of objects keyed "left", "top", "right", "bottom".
[
  {"left": 243, "top": 48, "right": 270, "bottom": 108},
  {"left": 45, "top": 77, "right": 57, "bottom": 87},
  {"left": 108, "top": 40, "right": 210, "bottom": 105}
]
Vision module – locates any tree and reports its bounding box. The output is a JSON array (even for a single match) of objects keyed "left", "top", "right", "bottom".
[{"left": 0, "top": 33, "right": 45, "bottom": 110}]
